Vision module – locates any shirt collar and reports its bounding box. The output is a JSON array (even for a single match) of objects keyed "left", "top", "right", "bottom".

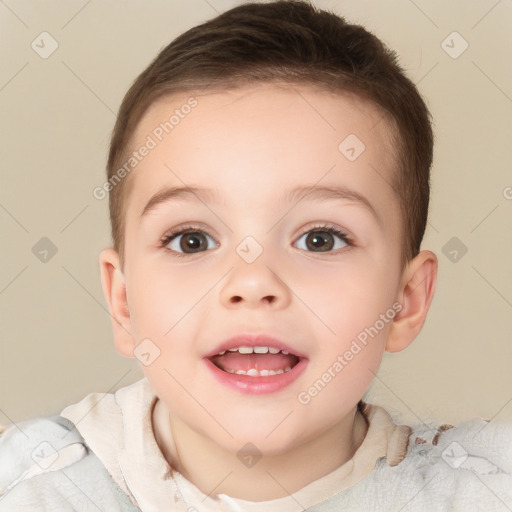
[{"left": 63, "top": 378, "right": 411, "bottom": 512}]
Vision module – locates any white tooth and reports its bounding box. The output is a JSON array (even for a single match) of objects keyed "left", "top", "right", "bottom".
[
  {"left": 269, "top": 370, "right": 277, "bottom": 375},
  {"left": 254, "top": 346, "right": 269, "bottom": 354},
  {"left": 236, "top": 369, "right": 247, "bottom": 375},
  {"left": 238, "top": 346, "right": 253, "bottom": 354},
  {"left": 284, "top": 366, "right": 292, "bottom": 373},
  {"left": 281, "top": 350, "right": 289, "bottom": 355},
  {"left": 269, "top": 347, "right": 280, "bottom": 354},
  {"left": 226, "top": 369, "right": 235, "bottom": 373},
  {"left": 276, "top": 369, "right": 284, "bottom": 374},
  {"left": 228, "top": 348, "right": 238, "bottom": 352},
  {"left": 218, "top": 350, "right": 226, "bottom": 355},
  {"left": 259, "top": 370, "right": 270, "bottom": 376},
  {"left": 246, "top": 368, "right": 259, "bottom": 377}
]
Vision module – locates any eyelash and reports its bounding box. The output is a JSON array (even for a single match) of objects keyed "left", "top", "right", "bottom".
[
  {"left": 159, "top": 223, "right": 353, "bottom": 257},
  {"left": 159, "top": 224, "right": 214, "bottom": 258},
  {"left": 296, "top": 224, "right": 353, "bottom": 252}
]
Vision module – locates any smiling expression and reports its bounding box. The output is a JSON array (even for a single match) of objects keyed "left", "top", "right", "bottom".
[{"left": 109, "top": 83, "right": 406, "bottom": 454}]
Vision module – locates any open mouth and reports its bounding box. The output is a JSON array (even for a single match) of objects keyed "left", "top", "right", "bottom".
[{"left": 208, "top": 346, "right": 301, "bottom": 377}]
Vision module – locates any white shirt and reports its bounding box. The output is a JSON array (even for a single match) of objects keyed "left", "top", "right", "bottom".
[{"left": 60, "top": 378, "right": 411, "bottom": 512}]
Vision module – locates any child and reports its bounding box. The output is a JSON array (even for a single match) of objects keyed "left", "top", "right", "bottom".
[{"left": 1, "top": 1, "right": 511, "bottom": 510}]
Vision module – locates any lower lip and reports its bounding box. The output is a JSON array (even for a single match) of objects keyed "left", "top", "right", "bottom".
[{"left": 204, "top": 358, "right": 308, "bottom": 394}]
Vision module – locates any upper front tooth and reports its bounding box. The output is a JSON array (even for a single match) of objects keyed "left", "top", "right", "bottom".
[{"left": 226, "top": 346, "right": 285, "bottom": 354}]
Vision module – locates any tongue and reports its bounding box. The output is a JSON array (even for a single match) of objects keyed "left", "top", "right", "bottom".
[{"left": 211, "top": 352, "right": 298, "bottom": 372}]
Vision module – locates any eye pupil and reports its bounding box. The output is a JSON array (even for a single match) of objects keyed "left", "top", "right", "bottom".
[
  {"left": 306, "top": 231, "right": 334, "bottom": 251},
  {"left": 181, "top": 233, "right": 206, "bottom": 252}
]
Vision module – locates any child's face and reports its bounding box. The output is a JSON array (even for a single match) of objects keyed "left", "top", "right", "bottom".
[{"left": 109, "top": 84, "right": 410, "bottom": 454}]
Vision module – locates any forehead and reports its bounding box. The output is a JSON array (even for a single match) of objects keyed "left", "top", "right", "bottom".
[{"left": 125, "top": 83, "right": 399, "bottom": 219}]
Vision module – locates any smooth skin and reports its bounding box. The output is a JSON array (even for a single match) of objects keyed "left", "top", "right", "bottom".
[{"left": 99, "top": 83, "right": 437, "bottom": 501}]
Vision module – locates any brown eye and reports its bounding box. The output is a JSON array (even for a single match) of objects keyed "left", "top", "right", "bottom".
[
  {"left": 304, "top": 231, "right": 334, "bottom": 251},
  {"left": 166, "top": 231, "right": 217, "bottom": 254},
  {"left": 294, "top": 227, "right": 349, "bottom": 253}
]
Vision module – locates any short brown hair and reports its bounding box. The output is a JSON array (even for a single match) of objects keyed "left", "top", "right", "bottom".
[{"left": 107, "top": 0, "right": 433, "bottom": 269}]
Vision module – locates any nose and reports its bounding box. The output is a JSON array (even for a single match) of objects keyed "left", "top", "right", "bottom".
[{"left": 219, "top": 258, "right": 292, "bottom": 310}]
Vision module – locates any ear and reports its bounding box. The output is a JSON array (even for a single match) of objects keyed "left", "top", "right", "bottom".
[
  {"left": 99, "top": 248, "right": 135, "bottom": 358},
  {"left": 385, "top": 250, "right": 438, "bottom": 353}
]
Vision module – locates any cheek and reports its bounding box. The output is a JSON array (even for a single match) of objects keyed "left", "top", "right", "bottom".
[
  {"left": 300, "top": 258, "right": 399, "bottom": 340},
  {"left": 126, "top": 263, "right": 191, "bottom": 342}
]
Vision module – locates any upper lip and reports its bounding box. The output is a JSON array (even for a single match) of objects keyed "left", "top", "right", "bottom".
[{"left": 203, "top": 334, "right": 307, "bottom": 359}]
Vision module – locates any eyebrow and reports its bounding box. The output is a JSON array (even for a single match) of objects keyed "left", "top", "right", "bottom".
[
  {"left": 141, "top": 186, "right": 220, "bottom": 216},
  {"left": 140, "top": 184, "right": 378, "bottom": 221},
  {"left": 285, "top": 185, "right": 378, "bottom": 220}
]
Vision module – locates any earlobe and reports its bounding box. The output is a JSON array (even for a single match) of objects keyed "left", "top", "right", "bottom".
[
  {"left": 99, "top": 248, "right": 136, "bottom": 359},
  {"left": 385, "top": 250, "right": 438, "bottom": 353}
]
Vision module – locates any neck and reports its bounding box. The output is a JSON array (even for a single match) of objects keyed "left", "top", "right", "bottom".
[{"left": 153, "top": 400, "right": 368, "bottom": 502}]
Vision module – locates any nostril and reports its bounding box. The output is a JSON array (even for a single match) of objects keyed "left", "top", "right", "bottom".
[{"left": 228, "top": 295, "right": 277, "bottom": 304}]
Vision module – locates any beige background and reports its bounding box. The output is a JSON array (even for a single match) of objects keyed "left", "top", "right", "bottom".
[{"left": 0, "top": 0, "right": 511, "bottom": 429}]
